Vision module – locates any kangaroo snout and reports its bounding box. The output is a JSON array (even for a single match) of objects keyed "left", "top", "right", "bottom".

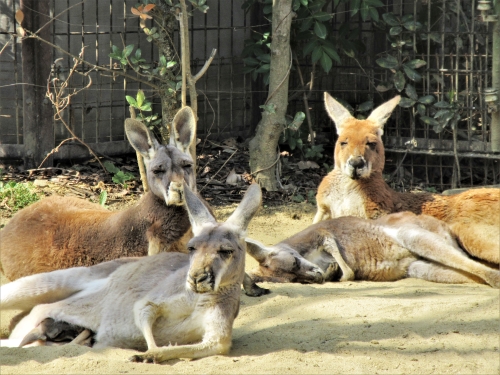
[
  {"left": 188, "top": 269, "right": 214, "bottom": 293},
  {"left": 346, "top": 156, "right": 367, "bottom": 179}
]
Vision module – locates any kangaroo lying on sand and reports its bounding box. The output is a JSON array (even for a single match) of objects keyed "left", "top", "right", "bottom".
[
  {"left": 246, "top": 212, "right": 500, "bottom": 287},
  {"left": 0, "top": 107, "right": 267, "bottom": 297},
  {"left": 0, "top": 107, "right": 198, "bottom": 281},
  {"left": 1, "top": 183, "right": 262, "bottom": 363},
  {"left": 314, "top": 93, "right": 500, "bottom": 264}
]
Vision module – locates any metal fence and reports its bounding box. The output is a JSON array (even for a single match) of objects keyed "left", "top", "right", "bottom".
[{"left": 0, "top": 0, "right": 498, "bottom": 190}]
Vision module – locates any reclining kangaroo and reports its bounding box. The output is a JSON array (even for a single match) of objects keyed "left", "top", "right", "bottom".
[
  {"left": 1, "top": 183, "right": 262, "bottom": 363},
  {"left": 314, "top": 93, "right": 500, "bottom": 264},
  {"left": 0, "top": 107, "right": 267, "bottom": 297},
  {"left": 246, "top": 212, "right": 500, "bottom": 288}
]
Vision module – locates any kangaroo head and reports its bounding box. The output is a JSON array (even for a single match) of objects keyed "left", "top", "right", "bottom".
[
  {"left": 183, "top": 183, "right": 262, "bottom": 294},
  {"left": 245, "top": 239, "right": 325, "bottom": 284},
  {"left": 125, "top": 107, "right": 196, "bottom": 206},
  {"left": 324, "top": 92, "right": 400, "bottom": 179}
]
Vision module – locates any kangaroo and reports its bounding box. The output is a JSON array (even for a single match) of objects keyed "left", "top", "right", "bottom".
[
  {"left": 0, "top": 183, "right": 262, "bottom": 363},
  {"left": 0, "top": 107, "right": 198, "bottom": 281},
  {"left": 314, "top": 92, "right": 500, "bottom": 264},
  {"left": 246, "top": 212, "right": 500, "bottom": 288}
]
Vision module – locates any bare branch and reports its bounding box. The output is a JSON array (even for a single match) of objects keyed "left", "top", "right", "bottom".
[{"left": 192, "top": 48, "right": 217, "bottom": 83}]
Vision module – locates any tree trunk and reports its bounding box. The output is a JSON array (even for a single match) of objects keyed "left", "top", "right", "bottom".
[{"left": 249, "top": 0, "right": 293, "bottom": 191}]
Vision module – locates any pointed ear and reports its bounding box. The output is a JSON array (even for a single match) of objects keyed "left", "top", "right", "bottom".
[
  {"left": 125, "top": 118, "right": 160, "bottom": 161},
  {"left": 183, "top": 182, "right": 216, "bottom": 235},
  {"left": 226, "top": 184, "right": 262, "bottom": 232},
  {"left": 367, "top": 96, "right": 400, "bottom": 134},
  {"left": 245, "top": 238, "right": 269, "bottom": 263},
  {"left": 324, "top": 92, "right": 355, "bottom": 134},
  {"left": 170, "top": 106, "right": 196, "bottom": 154}
]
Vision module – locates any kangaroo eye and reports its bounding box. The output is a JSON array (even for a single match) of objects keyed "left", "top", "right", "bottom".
[
  {"left": 153, "top": 168, "right": 165, "bottom": 175},
  {"left": 188, "top": 247, "right": 196, "bottom": 253},
  {"left": 367, "top": 142, "right": 377, "bottom": 149},
  {"left": 340, "top": 141, "right": 348, "bottom": 146},
  {"left": 218, "top": 249, "right": 234, "bottom": 258}
]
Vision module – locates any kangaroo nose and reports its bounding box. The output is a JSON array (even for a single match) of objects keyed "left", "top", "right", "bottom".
[{"left": 349, "top": 156, "right": 365, "bottom": 170}]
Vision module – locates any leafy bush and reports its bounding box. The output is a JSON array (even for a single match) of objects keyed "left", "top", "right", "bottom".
[{"left": 0, "top": 181, "right": 40, "bottom": 212}]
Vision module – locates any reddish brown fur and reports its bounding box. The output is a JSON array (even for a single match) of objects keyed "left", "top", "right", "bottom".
[
  {"left": 315, "top": 93, "right": 500, "bottom": 264},
  {"left": 0, "top": 191, "right": 191, "bottom": 281}
]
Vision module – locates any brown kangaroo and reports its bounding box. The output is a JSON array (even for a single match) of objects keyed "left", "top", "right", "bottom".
[
  {"left": 1, "top": 184, "right": 263, "bottom": 363},
  {"left": 0, "top": 107, "right": 199, "bottom": 281},
  {"left": 246, "top": 212, "right": 500, "bottom": 288},
  {"left": 314, "top": 93, "right": 500, "bottom": 264}
]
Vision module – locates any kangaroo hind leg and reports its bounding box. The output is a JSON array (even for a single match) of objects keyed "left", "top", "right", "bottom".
[{"left": 407, "top": 260, "right": 486, "bottom": 285}]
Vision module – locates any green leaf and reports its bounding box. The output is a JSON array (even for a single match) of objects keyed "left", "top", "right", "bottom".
[
  {"left": 419, "top": 116, "right": 439, "bottom": 126},
  {"left": 322, "top": 44, "right": 340, "bottom": 63},
  {"left": 434, "top": 101, "right": 452, "bottom": 109},
  {"left": 418, "top": 95, "right": 435, "bottom": 104},
  {"left": 303, "top": 40, "right": 318, "bottom": 56},
  {"left": 256, "top": 64, "right": 270, "bottom": 73},
  {"left": 258, "top": 54, "right": 271, "bottom": 63},
  {"left": 136, "top": 89, "right": 145, "bottom": 108},
  {"left": 389, "top": 26, "right": 402, "bottom": 36},
  {"left": 405, "top": 84, "right": 418, "bottom": 100},
  {"left": 99, "top": 190, "right": 107, "bottom": 206},
  {"left": 403, "top": 20, "right": 423, "bottom": 31},
  {"left": 314, "top": 21, "right": 327, "bottom": 39},
  {"left": 320, "top": 53, "right": 333, "bottom": 73},
  {"left": 313, "top": 12, "right": 331, "bottom": 22},
  {"left": 289, "top": 135, "right": 297, "bottom": 150},
  {"left": 375, "top": 82, "right": 393, "bottom": 92},
  {"left": 403, "top": 65, "right": 421, "bottom": 82},
  {"left": 103, "top": 160, "right": 120, "bottom": 174},
  {"left": 393, "top": 70, "right": 406, "bottom": 92},
  {"left": 135, "top": 49, "right": 142, "bottom": 59},
  {"left": 166, "top": 61, "right": 177, "bottom": 68},
  {"left": 405, "top": 59, "right": 427, "bottom": 69},
  {"left": 159, "top": 55, "right": 167, "bottom": 66},
  {"left": 382, "top": 12, "right": 400, "bottom": 26},
  {"left": 417, "top": 103, "right": 426, "bottom": 116},
  {"left": 259, "top": 103, "right": 276, "bottom": 114},
  {"left": 311, "top": 46, "right": 323, "bottom": 64},
  {"left": 399, "top": 97, "right": 416, "bottom": 108},
  {"left": 289, "top": 111, "right": 306, "bottom": 131},
  {"left": 126, "top": 95, "right": 137, "bottom": 107},
  {"left": 243, "top": 57, "right": 260, "bottom": 66},
  {"left": 376, "top": 55, "right": 399, "bottom": 69},
  {"left": 357, "top": 100, "right": 374, "bottom": 112},
  {"left": 123, "top": 44, "right": 134, "bottom": 58}
]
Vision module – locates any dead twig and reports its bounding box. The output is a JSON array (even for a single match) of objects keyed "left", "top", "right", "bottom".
[{"left": 41, "top": 47, "right": 107, "bottom": 172}]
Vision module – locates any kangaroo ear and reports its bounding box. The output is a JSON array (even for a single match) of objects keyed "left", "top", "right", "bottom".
[
  {"left": 324, "top": 92, "right": 355, "bottom": 134},
  {"left": 125, "top": 118, "right": 160, "bottom": 161},
  {"left": 367, "top": 96, "right": 401, "bottom": 134},
  {"left": 226, "top": 184, "right": 262, "bottom": 232},
  {"left": 245, "top": 238, "right": 269, "bottom": 263},
  {"left": 183, "top": 182, "right": 216, "bottom": 235},
  {"left": 170, "top": 107, "right": 196, "bottom": 154}
]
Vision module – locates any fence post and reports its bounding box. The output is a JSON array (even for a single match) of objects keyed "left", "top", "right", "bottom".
[
  {"left": 21, "top": 0, "right": 53, "bottom": 168},
  {"left": 491, "top": 2, "right": 500, "bottom": 152}
]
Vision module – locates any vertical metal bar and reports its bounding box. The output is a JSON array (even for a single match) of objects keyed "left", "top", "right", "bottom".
[
  {"left": 95, "top": 0, "right": 99, "bottom": 143},
  {"left": 81, "top": 0, "right": 85, "bottom": 141},
  {"left": 491, "top": 1, "right": 500, "bottom": 151},
  {"left": 13, "top": 0, "right": 21, "bottom": 144},
  {"left": 21, "top": 0, "right": 54, "bottom": 168}
]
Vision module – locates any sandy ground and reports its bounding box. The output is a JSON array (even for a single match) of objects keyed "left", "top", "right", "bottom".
[{"left": 1, "top": 202, "right": 499, "bottom": 374}]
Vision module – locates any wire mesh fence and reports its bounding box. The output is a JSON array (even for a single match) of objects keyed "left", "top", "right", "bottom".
[{"left": 0, "top": 0, "right": 498, "bottom": 190}]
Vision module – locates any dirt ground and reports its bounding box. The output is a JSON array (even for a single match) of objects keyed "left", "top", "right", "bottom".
[{"left": 1, "top": 201, "right": 499, "bottom": 374}]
